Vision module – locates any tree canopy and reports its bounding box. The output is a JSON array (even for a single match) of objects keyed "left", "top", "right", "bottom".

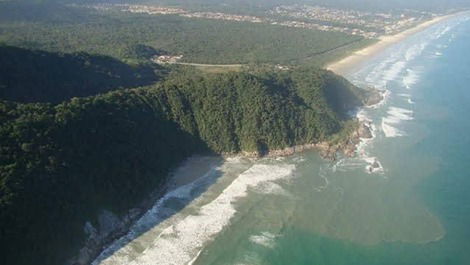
[{"left": 0, "top": 57, "right": 366, "bottom": 265}]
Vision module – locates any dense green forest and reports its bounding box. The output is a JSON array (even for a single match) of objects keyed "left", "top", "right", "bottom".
[
  {"left": 0, "top": 47, "right": 366, "bottom": 264},
  {"left": 0, "top": 2, "right": 373, "bottom": 264},
  {"left": 0, "top": 2, "right": 365, "bottom": 65},
  {"left": 0, "top": 45, "right": 163, "bottom": 103}
]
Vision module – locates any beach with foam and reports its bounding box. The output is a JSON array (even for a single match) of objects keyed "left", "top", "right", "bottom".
[
  {"left": 326, "top": 12, "right": 466, "bottom": 76},
  {"left": 93, "top": 160, "right": 295, "bottom": 265},
  {"left": 90, "top": 11, "right": 470, "bottom": 265},
  {"left": 335, "top": 15, "right": 470, "bottom": 175}
]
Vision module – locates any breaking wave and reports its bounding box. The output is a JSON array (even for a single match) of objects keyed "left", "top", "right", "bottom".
[
  {"left": 94, "top": 163, "right": 295, "bottom": 265},
  {"left": 405, "top": 42, "right": 428, "bottom": 62},
  {"left": 383, "top": 61, "right": 406, "bottom": 83},
  {"left": 381, "top": 120, "right": 404, "bottom": 138},
  {"left": 249, "top": 232, "right": 277, "bottom": 248},
  {"left": 381, "top": 107, "right": 414, "bottom": 138},
  {"left": 403, "top": 68, "right": 420, "bottom": 89}
]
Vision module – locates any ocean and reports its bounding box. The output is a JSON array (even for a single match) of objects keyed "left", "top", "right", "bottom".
[{"left": 93, "top": 13, "right": 470, "bottom": 265}]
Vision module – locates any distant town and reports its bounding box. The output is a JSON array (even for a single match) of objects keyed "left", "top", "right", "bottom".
[
  {"left": 86, "top": 3, "right": 436, "bottom": 40},
  {"left": 271, "top": 5, "right": 435, "bottom": 36}
]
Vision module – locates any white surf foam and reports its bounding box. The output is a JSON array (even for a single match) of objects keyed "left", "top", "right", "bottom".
[
  {"left": 386, "top": 107, "right": 414, "bottom": 122},
  {"left": 352, "top": 106, "right": 387, "bottom": 174},
  {"left": 355, "top": 109, "right": 370, "bottom": 122},
  {"left": 364, "top": 56, "right": 398, "bottom": 89},
  {"left": 292, "top": 156, "right": 306, "bottom": 163},
  {"left": 405, "top": 43, "right": 427, "bottom": 62},
  {"left": 363, "top": 53, "right": 408, "bottom": 90},
  {"left": 346, "top": 18, "right": 466, "bottom": 173},
  {"left": 91, "top": 166, "right": 222, "bottom": 265},
  {"left": 332, "top": 158, "right": 366, "bottom": 172},
  {"left": 381, "top": 118, "right": 404, "bottom": 137},
  {"left": 333, "top": 135, "right": 385, "bottom": 174},
  {"left": 398, "top": 93, "right": 414, "bottom": 103},
  {"left": 398, "top": 93, "right": 411, "bottom": 97},
  {"left": 433, "top": 25, "right": 452, "bottom": 40},
  {"left": 254, "top": 181, "right": 290, "bottom": 196},
  {"left": 437, "top": 44, "right": 448, "bottom": 49},
  {"left": 364, "top": 157, "right": 384, "bottom": 174},
  {"left": 383, "top": 61, "right": 406, "bottom": 83},
  {"left": 403, "top": 68, "right": 420, "bottom": 89},
  {"left": 96, "top": 164, "right": 295, "bottom": 265},
  {"left": 381, "top": 106, "right": 413, "bottom": 137},
  {"left": 249, "top": 232, "right": 277, "bottom": 248}
]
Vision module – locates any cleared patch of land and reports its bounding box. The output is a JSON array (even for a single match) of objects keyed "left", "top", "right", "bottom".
[{"left": 168, "top": 62, "right": 245, "bottom": 73}]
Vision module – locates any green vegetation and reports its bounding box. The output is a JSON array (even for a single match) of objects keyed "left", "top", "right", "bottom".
[
  {"left": 0, "top": 48, "right": 366, "bottom": 264},
  {"left": 0, "top": 45, "right": 163, "bottom": 103},
  {"left": 0, "top": 2, "right": 372, "bottom": 264},
  {"left": 0, "top": 2, "right": 363, "bottom": 66}
]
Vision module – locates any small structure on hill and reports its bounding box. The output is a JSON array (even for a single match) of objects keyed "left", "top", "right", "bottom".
[{"left": 151, "top": 54, "right": 183, "bottom": 64}]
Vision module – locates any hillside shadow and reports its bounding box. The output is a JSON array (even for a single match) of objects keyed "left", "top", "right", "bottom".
[
  {"left": 53, "top": 104, "right": 227, "bottom": 265},
  {"left": 88, "top": 155, "right": 225, "bottom": 265},
  {"left": 0, "top": 46, "right": 164, "bottom": 103}
]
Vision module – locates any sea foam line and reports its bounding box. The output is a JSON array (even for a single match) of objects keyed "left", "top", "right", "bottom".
[
  {"left": 364, "top": 156, "right": 384, "bottom": 174},
  {"left": 91, "top": 165, "right": 221, "bottom": 265},
  {"left": 386, "top": 107, "right": 414, "bottom": 122},
  {"left": 403, "top": 68, "right": 420, "bottom": 89},
  {"left": 96, "top": 164, "right": 295, "bottom": 265},
  {"left": 354, "top": 108, "right": 386, "bottom": 174},
  {"left": 381, "top": 106, "right": 414, "bottom": 138},
  {"left": 346, "top": 16, "right": 464, "bottom": 172},
  {"left": 383, "top": 61, "right": 406, "bottom": 83},
  {"left": 381, "top": 119, "right": 404, "bottom": 138},
  {"left": 249, "top": 232, "right": 277, "bottom": 248},
  {"left": 397, "top": 93, "right": 415, "bottom": 104}
]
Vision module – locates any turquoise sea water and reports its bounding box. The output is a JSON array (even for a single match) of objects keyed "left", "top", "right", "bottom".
[{"left": 94, "top": 14, "right": 470, "bottom": 265}]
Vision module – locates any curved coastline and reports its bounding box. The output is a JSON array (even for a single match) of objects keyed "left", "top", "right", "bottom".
[
  {"left": 82, "top": 13, "right": 469, "bottom": 265},
  {"left": 326, "top": 11, "right": 468, "bottom": 75}
]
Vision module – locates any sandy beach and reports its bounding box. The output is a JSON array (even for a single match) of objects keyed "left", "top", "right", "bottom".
[
  {"left": 74, "top": 155, "right": 223, "bottom": 265},
  {"left": 326, "top": 12, "right": 465, "bottom": 75}
]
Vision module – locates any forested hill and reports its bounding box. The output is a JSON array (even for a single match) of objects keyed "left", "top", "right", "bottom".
[
  {"left": 0, "top": 45, "right": 161, "bottom": 103},
  {"left": 0, "top": 64, "right": 366, "bottom": 265}
]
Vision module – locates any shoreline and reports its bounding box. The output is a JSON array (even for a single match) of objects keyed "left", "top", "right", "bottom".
[
  {"left": 74, "top": 119, "right": 374, "bottom": 265},
  {"left": 326, "top": 12, "right": 466, "bottom": 75},
  {"left": 75, "top": 76, "right": 383, "bottom": 265},
  {"left": 69, "top": 156, "right": 223, "bottom": 265},
  {"left": 80, "top": 118, "right": 376, "bottom": 265},
  {"left": 72, "top": 12, "right": 463, "bottom": 265}
]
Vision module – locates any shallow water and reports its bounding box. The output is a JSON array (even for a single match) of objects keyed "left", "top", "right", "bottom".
[{"left": 94, "top": 13, "right": 470, "bottom": 265}]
